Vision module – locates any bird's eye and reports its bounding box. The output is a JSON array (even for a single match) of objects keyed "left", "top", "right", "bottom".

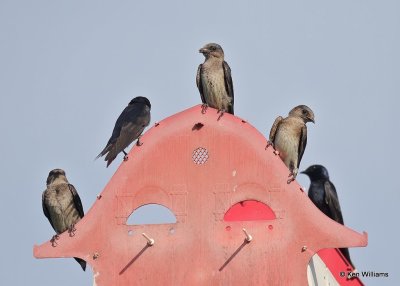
[
  {"left": 302, "top": 110, "right": 307, "bottom": 115},
  {"left": 210, "top": 46, "right": 217, "bottom": 51}
]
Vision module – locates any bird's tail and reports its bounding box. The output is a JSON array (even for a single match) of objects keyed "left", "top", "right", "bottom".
[
  {"left": 95, "top": 145, "right": 110, "bottom": 161},
  {"left": 95, "top": 144, "right": 117, "bottom": 167},
  {"left": 74, "top": 257, "right": 87, "bottom": 271},
  {"left": 105, "top": 152, "right": 117, "bottom": 168}
]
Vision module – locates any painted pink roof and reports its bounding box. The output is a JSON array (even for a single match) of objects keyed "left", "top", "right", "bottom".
[{"left": 34, "top": 105, "right": 367, "bottom": 285}]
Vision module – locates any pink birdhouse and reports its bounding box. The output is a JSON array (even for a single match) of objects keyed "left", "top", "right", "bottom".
[{"left": 34, "top": 105, "right": 367, "bottom": 285}]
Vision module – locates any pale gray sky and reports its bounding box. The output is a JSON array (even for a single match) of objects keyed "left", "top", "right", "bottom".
[{"left": 0, "top": 1, "right": 399, "bottom": 285}]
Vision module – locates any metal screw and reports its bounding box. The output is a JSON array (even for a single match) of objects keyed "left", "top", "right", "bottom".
[
  {"left": 93, "top": 252, "right": 100, "bottom": 260},
  {"left": 142, "top": 233, "right": 155, "bottom": 246},
  {"left": 301, "top": 246, "right": 307, "bottom": 252},
  {"left": 242, "top": 228, "right": 252, "bottom": 243}
]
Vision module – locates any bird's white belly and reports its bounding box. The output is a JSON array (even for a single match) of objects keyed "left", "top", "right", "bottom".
[
  {"left": 274, "top": 129, "right": 298, "bottom": 166},
  {"left": 202, "top": 71, "right": 230, "bottom": 110}
]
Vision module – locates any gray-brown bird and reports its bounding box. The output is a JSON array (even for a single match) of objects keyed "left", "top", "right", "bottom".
[
  {"left": 301, "top": 165, "right": 354, "bottom": 268},
  {"left": 42, "top": 169, "right": 86, "bottom": 271},
  {"left": 96, "top": 96, "right": 151, "bottom": 167},
  {"left": 268, "top": 105, "right": 315, "bottom": 183},
  {"left": 196, "top": 43, "right": 234, "bottom": 116}
]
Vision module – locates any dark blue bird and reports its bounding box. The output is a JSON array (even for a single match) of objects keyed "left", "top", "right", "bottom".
[
  {"left": 96, "top": 96, "right": 151, "bottom": 167},
  {"left": 301, "top": 164, "right": 354, "bottom": 268}
]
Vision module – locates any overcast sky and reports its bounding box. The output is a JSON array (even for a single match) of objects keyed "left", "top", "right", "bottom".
[{"left": 0, "top": 1, "right": 399, "bottom": 285}]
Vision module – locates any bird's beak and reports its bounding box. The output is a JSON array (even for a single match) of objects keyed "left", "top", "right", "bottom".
[
  {"left": 199, "top": 48, "right": 208, "bottom": 54},
  {"left": 300, "top": 170, "right": 307, "bottom": 175},
  {"left": 310, "top": 118, "right": 315, "bottom": 124}
]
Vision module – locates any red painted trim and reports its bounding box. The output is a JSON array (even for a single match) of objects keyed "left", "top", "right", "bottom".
[
  {"left": 318, "top": 248, "right": 364, "bottom": 285},
  {"left": 224, "top": 200, "right": 276, "bottom": 221}
]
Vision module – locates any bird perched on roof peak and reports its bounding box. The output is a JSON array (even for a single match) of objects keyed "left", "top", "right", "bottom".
[
  {"left": 196, "top": 43, "right": 234, "bottom": 117},
  {"left": 96, "top": 96, "right": 151, "bottom": 167},
  {"left": 268, "top": 105, "right": 315, "bottom": 183},
  {"left": 301, "top": 164, "right": 355, "bottom": 268},
  {"left": 42, "top": 169, "right": 86, "bottom": 271}
]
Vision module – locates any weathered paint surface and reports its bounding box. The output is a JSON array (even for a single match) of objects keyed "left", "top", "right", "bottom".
[{"left": 34, "top": 105, "right": 367, "bottom": 285}]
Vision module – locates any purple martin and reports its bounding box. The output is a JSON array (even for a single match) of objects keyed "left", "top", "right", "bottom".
[
  {"left": 196, "top": 43, "right": 234, "bottom": 115},
  {"left": 96, "top": 96, "right": 151, "bottom": 167},
  {"left": 42, "top": 169, "right": 86, "bottom": 271},
  {"left": 268, "top": 105, "right": 315, "bottom": 183},
  {"left": 301, "top": 165, "right": 354, "bottom": 268}
]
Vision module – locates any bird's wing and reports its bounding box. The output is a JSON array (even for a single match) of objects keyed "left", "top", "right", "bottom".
[
  {"left": 269, "top": 116, "right": 283, "bottom": 143},
  {"left": 196, "top": 64, "right": 206, "bottom": 104},
  {"left": 96, "top": 105, "right": 130, "bottom": 159},
  {"left": 114, "top": 121, "right": 145, "bottom": 152},
  {"left": 222, "top": 61, "right": 234, "bottom": 114},
  {"left": 68, "top": 184, "right": 84, "bottom": 219},
  {"left": 42, "top": 191, "right": 55, "bottom": 231},
  {"left": 297, "top": 125, "right": 307, "bottom": 167},
  {"left": 324, "top": 181, "right": 344, "bottom": 224},
  {"left": 104, "top": 104, "right": 150, "bottom": 165},
  {"left": 108, "top": 104, "right": 135, "bottom": 145}
]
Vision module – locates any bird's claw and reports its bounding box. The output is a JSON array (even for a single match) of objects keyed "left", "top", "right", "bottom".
[
  {"left": 201, "top": 104, "right": 208, "bottom": 114},
  {"left": 217, "top": 109, "right": 225, "bottom": 121},
  {"left": 273, "top": 149, "right": 280, "bottom": 156},
  {"left": 287, "top": 172, "right": 296, "bottom": 184},
  {"left": 122, "top": 150, "right": 129, "bottom": 161},
  {"left": 136, "top": 137, "right": 143, "bottom": 146},
  {"left": 265, "top": 141, "right": 274, "bottom": 150},
  {"left": 68, "top": 224, "right": 76, "bottom": 237},
  {"left": 287, "top": 178, "right": 295, "bottom": 184},
  {"left": 50, "top": 234, "right": 59, "bottom": 247}
]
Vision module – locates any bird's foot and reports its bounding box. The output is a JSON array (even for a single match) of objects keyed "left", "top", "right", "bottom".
[
  {"left": 287, "top": 171, "right": 297, "bottom": 184},
  {"left": 273, "top": 149, "right": 280, "bottom": 156},
  {"left": 201, "top": 104, "right": 208, "bottom": 114},
  {"left": 68, "top": 224, "right": 76, "bottom": 237},
  {"left": 50, "top": 234, "right": 59, "bottom": 247},
  {"left": 217, "top": 109, "right": 225, "bottom": 120},
  {"left": 265, "top": 141, "right": 274, "bottom": 150},
  {"left": 136, "top": 135, "right": 143, "bottom": 146},
  {"left": 123, "top": 150, "right": 129, "bottom": 161}
]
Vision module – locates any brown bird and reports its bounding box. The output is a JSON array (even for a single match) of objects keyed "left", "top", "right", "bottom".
[
  {"left": 96, "top": 96, "right": 151, "bottom": 167},
  {"left": 268, "top": 105, "right": 315, "bottom": 183},
  {"left": 301, "top": 165, "right": 354, "bottom": 268},
  {"left": 42, "top": 169, "right": 86, "bottom": 271},
  {"left": 196, "top": 43, "right": 234, "bottom": 116}
]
